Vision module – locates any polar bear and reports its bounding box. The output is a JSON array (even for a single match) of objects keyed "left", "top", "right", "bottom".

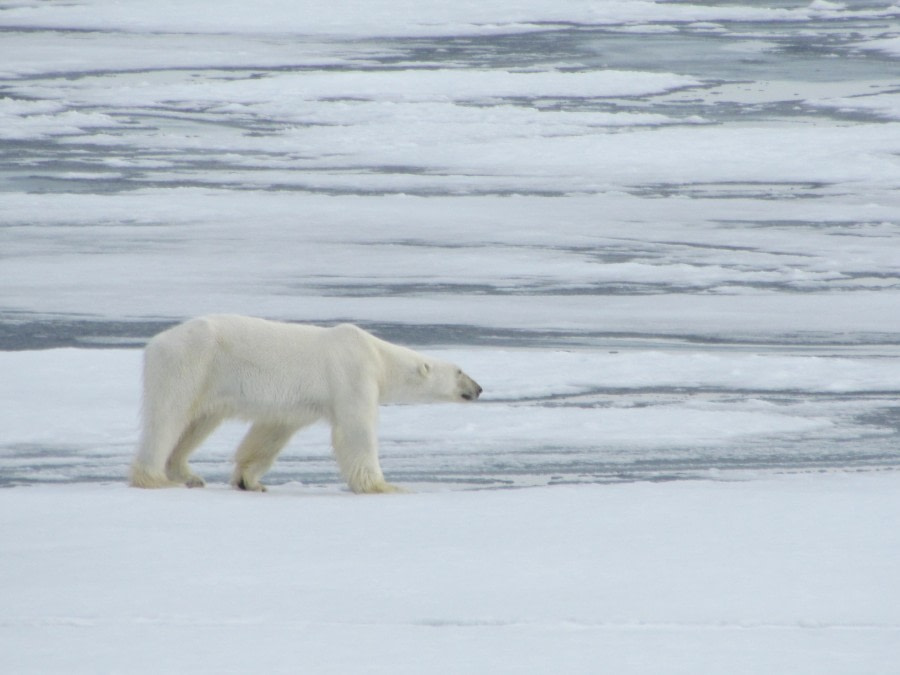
[{"left": 129, "top": 315, "right": 482, "bottom": 494}]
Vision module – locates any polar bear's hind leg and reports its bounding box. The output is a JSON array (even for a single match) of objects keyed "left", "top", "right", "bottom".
[
  {"left": 165, "top": 414, "right": 222, "bottom": 487},
  {"left": 131, "top": 408, "right": 195, "bottom": 489},
  {"left": 130, "top": 320, "right": 215, "bottom": 489},
  {"left": 231, "top": 422, "right": 299, "bottom": 492}
]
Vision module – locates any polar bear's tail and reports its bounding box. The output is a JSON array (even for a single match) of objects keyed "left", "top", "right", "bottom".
[{"left": 129, "top": 319, "right": 214, "bottom": 488}]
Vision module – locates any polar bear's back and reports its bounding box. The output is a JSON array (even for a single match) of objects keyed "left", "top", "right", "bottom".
[
  {"left": 146, "top": 315, "right": 380, "bottom": 421},
  {"left": 154, "top": 314, "right": 369, "bottom": 357}
]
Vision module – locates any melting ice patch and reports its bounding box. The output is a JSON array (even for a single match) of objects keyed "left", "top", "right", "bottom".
[
  {"left": 809, "top": 91, "right": 900, "bottom": 122},
  {"left": 854, "top": 35, "right": 900, "bottom": 57},
  {"left": 0, "top": 98, "right": 121, "bottom": 140}
]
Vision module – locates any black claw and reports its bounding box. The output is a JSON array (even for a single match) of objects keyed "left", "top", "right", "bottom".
[{"left": 237, "top": 477, "right": 248, "bottom": 490}]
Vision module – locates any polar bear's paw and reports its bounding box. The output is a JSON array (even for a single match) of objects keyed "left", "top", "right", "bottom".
[
  {"left": 354, "top": 479, "right": 408, "bottom": 495},
  {"left": 165, "top": 465, "right": 206, "bottom": 488},
  {"left": 233, "top": 476, "right": 268, "bottom": 492},
  {"left": 130, "top": 464, "right": 180, "bottom": 489},
  {"left": 374, "top": 482, "right": 409, "bottom": 494}
]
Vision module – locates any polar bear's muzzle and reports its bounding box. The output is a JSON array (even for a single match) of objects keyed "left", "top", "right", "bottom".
[{"left": 460, "top": 375, "right": 483, "bottom": 401}]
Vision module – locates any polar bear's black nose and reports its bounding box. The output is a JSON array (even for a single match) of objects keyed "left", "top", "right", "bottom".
[{"left": 462, "top": 382, "right": 482, "bottom": 401}]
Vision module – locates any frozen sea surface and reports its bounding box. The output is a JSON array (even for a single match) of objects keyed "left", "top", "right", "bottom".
[
  {"left": 3, "top": 3, "right": 900, "bottom": 673},
  {"left": 2, "top": 0, "right": 900, "bottom": 486}
]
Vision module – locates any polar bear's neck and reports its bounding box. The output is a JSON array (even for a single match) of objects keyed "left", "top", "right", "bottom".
[{"left": 369, "top": 337, "right": 431, "bottom": 404}]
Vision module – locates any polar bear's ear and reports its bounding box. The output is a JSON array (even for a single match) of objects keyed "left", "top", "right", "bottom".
[{"left": 418, "top": 362, "right": 432, "bottom": 378}]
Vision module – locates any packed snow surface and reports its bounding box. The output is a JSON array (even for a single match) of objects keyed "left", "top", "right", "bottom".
[{"left": 3, "top": 474, "right": 900, "bottom": 675}]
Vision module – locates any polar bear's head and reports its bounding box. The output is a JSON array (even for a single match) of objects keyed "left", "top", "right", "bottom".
[
  {"left": 417, "top": 359, "right": 483, "bottom": 403},
  {"left": 385, "top": 352, "right": 482, "bottom": 404}
]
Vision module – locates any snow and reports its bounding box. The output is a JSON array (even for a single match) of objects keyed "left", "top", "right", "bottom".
[
  {"left": 3, "top": 0, "right": 900, "bottom": 671},
  {"left": 2, "top": 474, "right": 899, "bottom": 674}
]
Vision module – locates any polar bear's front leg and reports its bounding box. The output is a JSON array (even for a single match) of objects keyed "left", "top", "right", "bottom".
[{"left": 330, "top": 411, "right": 402, "bottom": 494}]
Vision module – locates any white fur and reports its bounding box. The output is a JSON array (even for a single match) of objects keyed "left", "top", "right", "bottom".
[{"left": 129, "top": 315, "right": 482, "bottom": 494}]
